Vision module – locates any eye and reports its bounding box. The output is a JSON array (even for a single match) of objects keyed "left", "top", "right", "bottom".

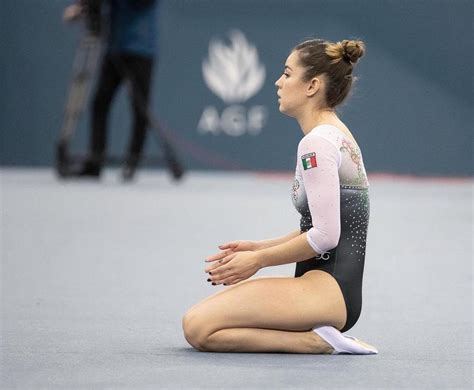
[{"left": 283, "top": 72, "right": 290, "bottom": 78}]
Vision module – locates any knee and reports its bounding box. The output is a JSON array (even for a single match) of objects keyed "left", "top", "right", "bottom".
[{"left": 182, "top": 309, "right": 210, "bottom": 352}]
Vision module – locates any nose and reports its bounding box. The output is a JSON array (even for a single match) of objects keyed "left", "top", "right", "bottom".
[{"left": 275, "top": 76, "right": 282, "bottom": 88}]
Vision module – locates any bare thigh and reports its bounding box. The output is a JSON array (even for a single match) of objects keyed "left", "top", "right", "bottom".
[{"left": 184, "top": 270, "right": 347, "bottom": 334}]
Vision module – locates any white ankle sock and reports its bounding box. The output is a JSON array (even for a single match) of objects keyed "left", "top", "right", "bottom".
[{"left": 313, "top": 326, "right": 378, "bottom": 355}]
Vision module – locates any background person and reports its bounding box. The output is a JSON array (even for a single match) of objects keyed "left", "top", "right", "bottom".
[{"left": 63, "top": 0, "right": 160, "bottom": 180}]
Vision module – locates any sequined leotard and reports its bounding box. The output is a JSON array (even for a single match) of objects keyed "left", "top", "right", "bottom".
[{"left": 292, "top": 124, "right": 370, "bottom": 332}]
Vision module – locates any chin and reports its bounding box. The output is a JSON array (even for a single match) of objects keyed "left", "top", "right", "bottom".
[{"left": 279, "top": 105, "right": 294, "bottom": 118}]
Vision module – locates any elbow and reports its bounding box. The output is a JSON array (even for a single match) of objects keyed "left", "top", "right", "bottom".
[
  {"left": 324, "top": 234, "right": 340, "bottom": 251},
  {"left": 306, "top": 228, "right": 340, "bottom": 254},
  {"left": 324, "top": 226, "right": 341, "bottom": 251}
]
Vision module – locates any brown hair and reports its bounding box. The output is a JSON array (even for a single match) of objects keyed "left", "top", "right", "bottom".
[{"left": 294, "top": 39, "right": 365, "bottom": 108}]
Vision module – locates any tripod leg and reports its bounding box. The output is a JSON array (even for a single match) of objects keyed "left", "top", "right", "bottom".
[
  {"left": 148, "top": 120, "right": 185, "bottom": 180},
  {"left": 108, "top": 54, "right": 185, "bottom": 181},
  {"left": 56, "top": 34, "right": 101, "bottom": 177}
]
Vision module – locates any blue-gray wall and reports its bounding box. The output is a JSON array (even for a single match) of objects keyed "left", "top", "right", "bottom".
[{"left": 1, "top": 0, "right": 472, "bottom": 175}]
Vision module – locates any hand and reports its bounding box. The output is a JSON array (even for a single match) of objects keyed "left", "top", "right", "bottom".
[
  {"left": 204, "top": 240, "right": 260, "bottom": 267},
  {"left": 63, "top": 4, "right": 82, "bottom": 23},
  {"left": 216, "top": 240, "right": 261, "bottom": 253},
  {"left": 204, "top": 251, "right": 262, "bottom": 286}
]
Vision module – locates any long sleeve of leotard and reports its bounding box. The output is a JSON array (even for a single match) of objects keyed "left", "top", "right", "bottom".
[{"left": 298, "top": 133, "right": 342, "bottom": 254}]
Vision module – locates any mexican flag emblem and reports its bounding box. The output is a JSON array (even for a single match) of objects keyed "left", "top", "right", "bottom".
[{"left": 302, "top": 152, "right": 317, "bottom": 170}]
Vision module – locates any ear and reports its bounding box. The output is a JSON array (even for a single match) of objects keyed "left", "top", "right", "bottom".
[{"left": 306, "top": 77, "right": 321, "bottom": 97}]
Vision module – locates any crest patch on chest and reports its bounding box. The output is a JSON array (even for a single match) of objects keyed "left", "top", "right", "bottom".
[{"left": 301, "top": 152, "right": 317, "bottom": 170}]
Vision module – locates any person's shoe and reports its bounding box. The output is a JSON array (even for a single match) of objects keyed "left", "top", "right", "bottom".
[
  {"left": 121, "top": 156, "right": 139, "bottom": 181},
  {"left": 313, "top": 326, "right": 378, "bottom": 355},
  {"left": 79, "top": 164, "right": 101, "bottom": 177},
  {"left": 70, "top": 160, "right": 101, "bottom": 178}
]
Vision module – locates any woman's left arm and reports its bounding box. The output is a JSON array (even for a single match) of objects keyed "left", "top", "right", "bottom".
[
  {"left": 207, "top": 134, "right": 341, "bottom": 285},
  {"left": 259, "top": 134, "right": 342, "bottom": 268},
  {"left": 257, "top": 232, "right": 319, "bottom": 268}
]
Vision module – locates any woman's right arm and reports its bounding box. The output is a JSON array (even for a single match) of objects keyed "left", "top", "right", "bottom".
[
  {"left": 206, "top": 230, "right": 301, "bottom": 263},
  {"left": 253, "top": 230, "right": 302, "bottom": 250}
]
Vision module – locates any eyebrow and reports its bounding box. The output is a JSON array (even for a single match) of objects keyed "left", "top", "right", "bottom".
[{"left": 285, "top": 65, "right": 293, "bottom": 71}]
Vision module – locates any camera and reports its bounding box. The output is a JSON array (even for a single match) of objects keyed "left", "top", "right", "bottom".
[{"left": 81, "top": 0, "right": 103, "bottom": 36}]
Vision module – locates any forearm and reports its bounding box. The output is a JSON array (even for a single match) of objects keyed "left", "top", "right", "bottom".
[
  {"left": 257, "top": 232, "right": 318, "bottom": 268},
  {"left": 255, "top": 230, "right": 301, "bottom": 250}
]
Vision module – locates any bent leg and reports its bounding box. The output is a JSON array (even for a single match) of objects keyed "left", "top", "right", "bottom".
[
  {"left": 203, "top": 327, "right": 333, "bottom": 354},
  {"left": 182, "top": 271, "right": 347, "bottom": 353}
]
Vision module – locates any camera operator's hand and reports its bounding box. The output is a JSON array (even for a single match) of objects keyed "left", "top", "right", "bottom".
[{"left": 63, "top": 3, "right": 83, "bottom": 23}]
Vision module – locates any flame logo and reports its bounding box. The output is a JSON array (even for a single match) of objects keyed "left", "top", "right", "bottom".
[{"left": 202, "top": 30, "right": 266, "bottom": 104}]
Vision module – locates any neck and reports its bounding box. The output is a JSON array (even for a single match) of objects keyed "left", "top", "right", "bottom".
[{"left": 296, "top": 107, "right": 337, "bottom": 135}]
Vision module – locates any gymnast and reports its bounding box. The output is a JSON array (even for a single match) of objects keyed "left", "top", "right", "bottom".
[{"left": 182, "top": 38, "right": 378, "bottom": 355}]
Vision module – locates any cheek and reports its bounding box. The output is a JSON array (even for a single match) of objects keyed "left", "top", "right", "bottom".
[
  {"left": 281, "top": 81, "right": 292, "bottom": 95},
  {"left": 283, "top": 82, "right": 298, "bottom": 100}
]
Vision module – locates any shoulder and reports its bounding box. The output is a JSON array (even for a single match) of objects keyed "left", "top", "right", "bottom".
[
  {"left": 297, "top": 126, "right": 343, "bottom": 166},
  {"left": 298, "top": 126, "right": 342, "bottom": 153}
]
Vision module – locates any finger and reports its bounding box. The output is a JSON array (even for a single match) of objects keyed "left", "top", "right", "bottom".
[
  {"left": 206, "top": 256, "right": 236, "bottom": 276},
  {"left": 205, "top": 256, "right": 235, "bottom": 274},
  {"left": 205, "top": 249, "right": 233, "bottom": 262},
  {"left": 206, "top": 253, "right": 236, "bottom": 272},
  {"left": 222, "top": 276, "right": 243, "bottom": 286},
  {"left": 218, "top": 242, "right": 238, "bottom": 250},
  {"left": 211, "top": 270, "right": 235, "bottom": 285}
]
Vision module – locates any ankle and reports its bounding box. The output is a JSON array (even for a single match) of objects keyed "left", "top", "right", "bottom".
[{"left": 308, "top": 330, "right": 334, "bottom": 354}]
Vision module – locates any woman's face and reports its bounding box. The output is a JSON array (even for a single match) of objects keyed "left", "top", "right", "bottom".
[{"left": 275, "top": 50, "right": 310, "bottom": 117}]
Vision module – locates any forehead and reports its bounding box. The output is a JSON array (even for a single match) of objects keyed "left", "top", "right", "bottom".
[{"left": 285, "top": 50, "right": 300, "bottom": 68}]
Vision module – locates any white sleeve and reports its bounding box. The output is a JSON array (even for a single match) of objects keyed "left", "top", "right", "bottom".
[{"left": 298, "top": 134, "right": 341, "bottom": 254}]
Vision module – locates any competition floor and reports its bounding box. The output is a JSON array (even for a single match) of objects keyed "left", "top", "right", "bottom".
[{"left": 1, "top": 168, "right": 472, "bottom": 389}]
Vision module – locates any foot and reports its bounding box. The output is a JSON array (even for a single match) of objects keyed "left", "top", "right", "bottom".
[
  {"left": 343, "top": 335, "right": 378, "bottom": 352},
  {"left": 308, "top": 331, "right": 334, "bottom": 354},
  {"left": 121, "top": 155, "right": 139, "bottom": 181},
  {"left": 313, "top": 326, "right": 378, "bottom": 355},
  {"left": 70, "top": 160, "right": 101, "bottom": 178}
]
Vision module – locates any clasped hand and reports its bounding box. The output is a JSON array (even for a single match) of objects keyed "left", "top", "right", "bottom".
[{"left": 204, "top": 241, "right": 262, "bottom": 286}]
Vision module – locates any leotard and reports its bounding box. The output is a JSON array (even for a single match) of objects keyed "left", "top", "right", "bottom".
[{"left": 292, "top": 124, "right": 370, "bottom": 332}]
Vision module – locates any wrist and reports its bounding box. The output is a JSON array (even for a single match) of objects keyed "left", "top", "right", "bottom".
[
  {"left": 255, "top": 239, "right": 273, "bottom": 251},
  {"left": 255, "top": 249, "right": 269, "bottom": 269},
  {"left": 253, "top": 240, "right": 265, "bottom": 251}
]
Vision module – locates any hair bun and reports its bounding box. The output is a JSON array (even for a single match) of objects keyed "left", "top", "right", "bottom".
[{"left": 341, "top": 40, "right": 365, "bottom": 65}]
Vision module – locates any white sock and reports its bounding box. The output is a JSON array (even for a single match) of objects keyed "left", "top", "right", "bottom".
[{"left": 313, "top": 326, "right": 378, "bottom": 355}]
